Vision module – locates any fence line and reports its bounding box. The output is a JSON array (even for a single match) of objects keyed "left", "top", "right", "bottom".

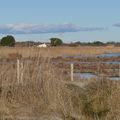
[
  {"left": 70, "top": 62, "right": 120, "bottom": 80},
  {"left": 0, "top": 59, "right": 120, "bottom": 82}
]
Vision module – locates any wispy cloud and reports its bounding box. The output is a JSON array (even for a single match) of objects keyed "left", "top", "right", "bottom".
[
  {"left": 0, "top": 23, "right": 106, "bottom": 34},
  {"left": 113, "top": 23, "right": 120, "bottom": 27}
]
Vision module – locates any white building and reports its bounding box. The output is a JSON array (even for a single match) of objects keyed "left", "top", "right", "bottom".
[{"left": 37, "top": 43, "right": 47, "bottom": 48}]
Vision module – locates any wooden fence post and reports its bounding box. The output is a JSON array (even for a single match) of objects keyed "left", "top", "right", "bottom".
[
  {"left": 118, "top": 63, "right": 120, "bottom": 77},
  {"left": 71, "top": 63, "right": 74, "bottom": 81},
  {"left": 20, "top": 62, "right": 23, "bottom": 84},
  {"left": 17, "top": 59, "right": 20, "bottom": 84}
]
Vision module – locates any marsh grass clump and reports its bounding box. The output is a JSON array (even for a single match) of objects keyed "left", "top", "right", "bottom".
[
  {"left": 66, "top": 77, "right": 120, "bottom": 120},
  {"left": 0, "top": 56, "right": 71, "bottom": 119},
  {"left": 81, "top": 79, "right": 120, "bottom": 119},
  {"left": 80, "top": 94, "right": 110, "bottom": 119},
  {"left": 79, "top": 79, "right": 113, "bottom": 119}
]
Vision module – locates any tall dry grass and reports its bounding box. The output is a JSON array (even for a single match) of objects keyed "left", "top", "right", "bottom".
[
  {"left": 0, "top": 48, "right": 120, "bottom": 120},
  {"left": 0, "top": 46, "right": 120, "bottom": 58},
  {"left": 66, "top": 78, "right": 120, "bottom": 120},
  {"left": 0, "top": 52, "right": 74, "bottom": 120}
]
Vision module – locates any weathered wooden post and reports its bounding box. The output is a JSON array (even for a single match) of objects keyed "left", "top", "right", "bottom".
[
  {"left": 20, "top": 62, "right": 23, "bottom": 84},
  {"left": 71, "top": 63, "right": 74, "bottom": 81},
  {"left": 17, "top": 59, "right": 20, "bottom": 84},
  {"left": 119, "top": 64, "right": 120, "bottom": 77}
]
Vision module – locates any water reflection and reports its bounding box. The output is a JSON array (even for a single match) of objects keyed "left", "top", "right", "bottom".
[
  {"left": 97, "top": 53, "right": 120, "bottom": 58},
  {"left": 110, "top": 77, "right": 120, "bottom": 80},
  {"left": 64, "top": 52, "right": 120, "bottom": 59},
  {"left": 74, "top": 72, "right": 120, "bottom": 80},
  {"left": 74, "top": 72, "right": 97, "bottom": 79}
]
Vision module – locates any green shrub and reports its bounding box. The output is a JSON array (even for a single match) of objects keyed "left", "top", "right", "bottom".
[
  {"left": 50, "top": 38, "right": 63, "bottom": 46},
  {"left": 93, "top": 41, "right": 104, "bottom": 46},
  {"left": 1, "top": 35, "right": 15, "bottom": 47}
]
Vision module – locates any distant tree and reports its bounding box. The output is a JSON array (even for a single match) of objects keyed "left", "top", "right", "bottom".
[
  {"left": 50, "top": 38, "right": 63, "bottom": 46},
  {"left": 1, "top": 35, "right": 15, "bottom": 47},
  {"left": 93, "top": 41, "right": 104, "bottom": 46}
]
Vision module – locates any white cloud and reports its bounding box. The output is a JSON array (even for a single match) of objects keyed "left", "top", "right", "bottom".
[{"left": 0, "top": 23, "right": 106, "bottom": 34}]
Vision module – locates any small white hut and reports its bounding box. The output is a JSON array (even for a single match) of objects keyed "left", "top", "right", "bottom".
[{"left": 37, "top": 43, "right": 47, "bottom": 48}]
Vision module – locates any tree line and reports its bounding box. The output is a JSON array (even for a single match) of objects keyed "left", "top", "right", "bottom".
[
  {"left": 0, "top": 35, "right": 120, "bottom": 47},
  {"left": 70, "top": 41, "right": 120, "bottom": 46},
  {"left": 0, "top": 36, "right": 63, "bottom": 47}
]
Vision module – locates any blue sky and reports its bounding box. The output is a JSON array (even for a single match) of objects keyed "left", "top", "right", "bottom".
[{"left": 0, "top": 0, "right": 120, "bottom": 43}]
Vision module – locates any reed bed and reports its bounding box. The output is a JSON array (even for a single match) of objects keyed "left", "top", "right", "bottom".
[
  {"left": 0, "top": 56, "right": 69, "bottom": 119},
  {"left": 0, "top": 47, "right": 120, "bottom": 120},
  {"left": 0, "top": 46, "right": 120, "bottom": 58}
]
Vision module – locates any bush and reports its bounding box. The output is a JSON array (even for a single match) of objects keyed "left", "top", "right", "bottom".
[
  {"left": 1, "top": 35, "right": 15, "bottom": 47},
  {"left": 80, "top": 79, "right": 112, "bottom": 118},
  {"left": 93, "top": 41, "right": 104, "bottom": 46},
  {"left": 50, "top": 38, "right": 63, "bottom": 46}
]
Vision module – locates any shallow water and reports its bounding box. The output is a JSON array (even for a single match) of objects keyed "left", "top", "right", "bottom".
[
  {"left": 67, "top": 61, "right": 120, "bottom": 65},
  {"left": 97, "top": 53, "right": 120, "bottom": 58},
  {"left": 64, "top": 52, "right": 120, "bottom": 59},
  {"left": 110, "top": 77, "right": 120, "bottom": 80},
  {"left": 74, "top": 72, "right": 97, "bottom": 79},
  {"left": 74, "top": 72, "right": 120, "bottom": 80},
  {"left": 74, "top": 54, "right": 95, "bottom": 58},
  {"left": 66, "top": 53, "right": 120, "bottom": 80},
  {"left": 80, "top": 61, "right": 120, "bottom": 64}
]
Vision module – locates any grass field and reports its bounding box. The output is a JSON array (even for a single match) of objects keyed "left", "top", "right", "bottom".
[
  {"left": 0, "top": 46, "right": 120, "bottom": 120},
  {"left": 0, "top": 45, "right": 120, "bottom": 58}
]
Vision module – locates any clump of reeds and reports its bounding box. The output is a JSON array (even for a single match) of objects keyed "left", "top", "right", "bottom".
[
  {"left": 0, "top": 53, "right": 73, "bottom": 119},
  {"left": 66, "top": 77, "right": 120, "bottom": 120}
]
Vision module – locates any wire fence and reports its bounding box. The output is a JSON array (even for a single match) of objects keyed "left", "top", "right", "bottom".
[{"left": 0, "top": 58, "right": 120, "bottom": 83}]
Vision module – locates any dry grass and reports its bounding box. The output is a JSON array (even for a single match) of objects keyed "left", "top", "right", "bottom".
[
  {"left": 0, "top": 47, "right": 120, "bottom": 120},
  {"left": 0, "top": 56, "right": 68, "bottom": 119},
  {"left": 0, "top": 46, "right": 120, "bottom": 58},
  {"left": 66, "top": 78, "right": 120, "bottom": 120}
]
